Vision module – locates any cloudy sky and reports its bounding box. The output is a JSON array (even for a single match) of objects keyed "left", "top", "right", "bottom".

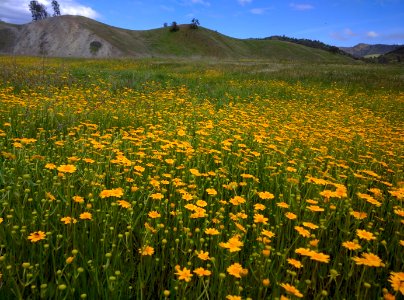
[{"left": 1, "top": 0, "right": 403, "bottom": 46}]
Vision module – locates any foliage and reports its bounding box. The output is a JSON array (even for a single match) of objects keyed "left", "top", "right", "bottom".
[
  {"left": 52, "top": 0, "right": 61, "bottom": 17},
  {"left": 0, "top": 56, "right": 403, "bottom": 299},
  {"left": 190, "top": 18, "right": 200, "bottom": 29},
  {"left": 89, "top": 41, "right": 103, "bottom": 55},
  {"left": 170, "top": 21, "right": 179, "bottom": 32},
  {"left": 29, "top": 1, "right": 49, "bottom": 21}
]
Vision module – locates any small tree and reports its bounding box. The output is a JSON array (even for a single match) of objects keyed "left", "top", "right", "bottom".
[
  {"left": 52, "top": 0, "right": 61, "bottom": 17},
  {"left": 29, "top": 1, "right": 49, "bottom": 21},
  {"left": 190, "top": 18, "right": 200, "bottom": 29},
  {"left": 170, "top": 21, "right": 179, "bottom": 32}
]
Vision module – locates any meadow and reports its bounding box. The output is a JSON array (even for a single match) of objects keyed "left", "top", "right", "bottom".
[{"left": 0, "top": 56, "right": 403, "bottom": 299}]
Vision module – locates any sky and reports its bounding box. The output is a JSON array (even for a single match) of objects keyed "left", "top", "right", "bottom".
[{"left": 1, "top": 0, "right": 403, "bottom": 47}]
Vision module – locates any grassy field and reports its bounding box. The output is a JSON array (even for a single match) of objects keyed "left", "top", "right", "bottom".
[{"left": 0, "top": 56, "right": 403, "bottom": 299}]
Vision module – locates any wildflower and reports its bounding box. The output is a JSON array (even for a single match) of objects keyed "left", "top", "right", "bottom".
[
  {"left": 342, "top": 241, "right": 361, "bottom": 250},
  {"left": 254, "top": 213, "right": 268, "bottom": 224},
  {"left": 66, "top": 256, "right": 74, "bottom": 264},
  {"left": 220, "top": 235, "right": 244, "bottom": 252},
  {"left": 175, "top": 266, "right": 193, "bottom": 282},
  {"left": 206, "top": 188, "right": 217, "bottom": 196},
  {"left": 389, "top": 272, "right": 404, "bottom": 295},
  {"left": 196, "top": 200, "right": 207, "bottom": 207},
  {"left": 193, "top": 267, "right": 212, "bottom": 277},
  {"left": 197, "top": 250, "right": 210, "bottom": 260},
  {"left": 287, "top": 258, "right": 303, "bottom": 268},
  {"left": 258, "top": 191, "right": 275, "bottom": 200},
  {"left": 45, "top": 163, "right": 57, "bottom": 169},
  {"left": 285, "top": 212, "right": 297, "bottom": 220},
  {"left": 226, "top": 296, "right": 242, "bottom": 300},
  {"left": 280, "top": 283, "right": 303, "bottom": 298},
  {"left": 229, "top": 196, "right": 246, "bottom": 205},
  {"left": 352, "top": 253, "right": 385, "bottom": 267},
  {"left": 294, "top": 226, "right": 311, "bottom": 237},
  {"left": 60, "top": 216, "right": 77, "bottom": 224},
  {"left": 350, "top": 211, "right": 367, "bottom": 220},
  {"left": 139, "top": 246, "right": 154, "bottom": 256},
  {"left": 309, "top": 251, "right": 330, "bottom": 263},
  {"left": 227, "top": 262, "right": 248, "bottom": 278},
  {"left": 0, "top": 217, "right": 3, "bottom": 224},
  {"left": 72, "top": 196, "right": 84, "bottom": 203},
  {"left": 205, "top": 228, "right": 220, "bottom": 235},
  {"left": 79, "top": 212, "right": 92, "bottom": 220},
  {"left": 356, "top": 229, "right": 376, "bottom": 241},
  {"left": 150, "top": 193, "right": 164, "bottom": 200},
  {"left": 182, "top": 193, "right": 193, "bottom": 201},
  {"left": 261, "top": 229, "right": 275, "bottom": 238},
  {"left": 117, "top": 200, "right": 131, "bottom": 208},
  {"left": 148, "top": 211, "right": 161, "bottom": 218},
  {"left": 254, "top": 203, "right": 266, "bottom": 210},
  {"left": 57, "top": 164, "right": 77, "bottom": 173},
  {"left": 277, "top": 202, "right": 289, "bottom": 208},
  {"left": 45, "top": 192, "right": 56, "bottom": 201},
  {"left": 307, "top": 205, "right": 324, "bottom": 212},
  {"left": 302, "top": 222, "right": 319, "bottom": 229},
  {"left": 28, "top": 231, "right": 46, "bottom": 243}
]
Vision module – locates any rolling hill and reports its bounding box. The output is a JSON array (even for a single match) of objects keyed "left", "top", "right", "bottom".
[
  {"left": 339, "top": 43, "right": 402, "bottom": 58},
  {"left": 0, "top": 15, "right": 355, "bottom": 62}
]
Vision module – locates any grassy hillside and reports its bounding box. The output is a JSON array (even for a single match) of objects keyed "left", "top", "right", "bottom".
[{"left": 1, "top": 16, "right": 356, "bottom": 62}]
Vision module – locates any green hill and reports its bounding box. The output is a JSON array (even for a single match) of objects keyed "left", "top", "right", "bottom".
[{"left": 0, "top": 15, "right": 355, "bottom": 62}]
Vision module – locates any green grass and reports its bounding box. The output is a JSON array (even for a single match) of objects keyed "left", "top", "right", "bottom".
[{"left": 0, "top": 56, "right": 403, "bottom": 299}]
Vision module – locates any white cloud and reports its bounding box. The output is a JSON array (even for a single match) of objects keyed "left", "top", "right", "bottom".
[
  {"left": 367, "top": 31, "right": 379, "bottom": 38},
  {"left": 238, "top": 0, "right": 252, "bottom": 5},
  {"left": 0, "top": 0, "right": 99, "bottom": 24},
  {"left": 250, "top": 7, "right": 272, "bottom": 15},
  {"left": 290, "top": 3, "right": 314, "bottom": 11}
]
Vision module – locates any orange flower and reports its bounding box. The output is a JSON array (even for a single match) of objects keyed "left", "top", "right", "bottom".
[
  {"left": 206, "top": 188, "right": 217, "bottom": 196},
  {"left": 117, "top": 200, "right": 131, "bottom": 208},
  {"left": 350, "top": 211, "right": 367, "bottom": 220},
  {"left": 254, "top": 213, "right": 268, "bottom": 224},
  {"left": 139, "top": 246, "right": 154, "bottom": 256},
  {"left": 79, "top": 212, "right": 92, "bottom": 220},
  {"left": 227, "top": 262, "right": 248, "bottom": 278},
  {"left": 197, "top": 250, "right": 210, "bottom": 261},
  {"left": 60, "top": 216, "right": 77, "bottom": 224},
  {"left": 352, "top": 253, "right": 384, "bottom": 267},
  {"left": 280, "top": 283, "right": 303, "bottom": 298},
  {"left": 219, "top": 235, "right": 244, "bottom": 252},
  {"left": 229, "top": 196, "right": 246, "bottom": 206},
  {"left": 356, "top": 229, "right": 376, "bottom": 241},
  {"left": 309, "top": 251, "right": 330, "bottom": 263},
  {"left": 175, "top": 266, "right": 193, "bottom": 282},
  {"left": 342, "top": 241, "right": 362, "bottom": 250},
  {"left": 287, "top": 258, "right": 303, "bottom": 269},
  {"left": 193, "top": 267, "right": 212, "bottom": 277},
  {"left": 389, "top": 272, "right": 404, "bottom": 295},
  {"left": 72, "top": 196, "right": 84, "bottom": 203},
  {"left": 28, "top": 231, "right": 46, "bottom": 243},
  {"left": 205, "top": 228, "right": 220, "bottom": 235},
  {"left": 294, "top": 226, "right": 311, "bottom": 237},
  {"left": 57, "top": 164, "right": 77, "bottom": 173},
  {"left": 148, "top": 211, "right": 161, "bottom": 218},
  {"left": 285, "top": 212, "right": 297, "bottom": 220},
  {"left": 258, "top": 191, "right": 275, "bottom": 200}
]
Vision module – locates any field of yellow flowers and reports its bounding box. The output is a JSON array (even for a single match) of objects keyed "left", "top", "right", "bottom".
[{"left": 0, "top": 56, "right": 403, "bottom": 299}]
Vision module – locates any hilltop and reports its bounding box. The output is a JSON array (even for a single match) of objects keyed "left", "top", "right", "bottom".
[
  {"left": 0, "top": 15, "right": 355, "bottom": 62},
  {"left": 339, "top": 43, "right": 402, "bottom": 58}
]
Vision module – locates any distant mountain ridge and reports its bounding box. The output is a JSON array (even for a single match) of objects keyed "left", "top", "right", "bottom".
[
  {"left": 339, "top": 43, "right": 402, "bottom": 58},
  {"left": 0, "top": 15, "right": 356, "bottom": 62}
]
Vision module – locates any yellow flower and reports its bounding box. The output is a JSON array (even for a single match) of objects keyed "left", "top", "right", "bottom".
[
  {"left": 389, "top": 272, "right": 404, "bottom": 295},
  {"left": 66, "top": 256, "right": 74, "bottom": 264},
  {"left": 193, "top": 267, "right": 211, "bottom": 277},
  {"left": 280, "top": 283, "right": 303, "bottom": 298},
  {"left": 139, "top": 246, "right": 154, "bottom": 256},
  {"left": 220, "top": 235, "right": 244, "bottom": 252},
  {"left": 294, "top": 226, "right": 310, "bottom": 237},
  {"left": 150, "top": 193, "right": 164, "bottom": 200},
  {"left": 287, "top": 258, "right": 303, "bottom": 269},
  {"left": 205, "top": 228, "right": 220, "bottom": 235},
  {"left": 197, "top": 250, "right": 210, "bottom": 261},
  {"left": 342, "top": 241, "right": 362, "bottom": 250},
  {"left": 72, "top": 196, "right": 84, "bottom": 203},
  {"left": 227, "top": 262, "right": 248, "bottom": 278},
  {"left": 352, "top": 253, "right": 385, "bottom": 267},
  {"left": 226, "top": 296, "right": 242, "bottom": 300},
  {"left": 79, "top": 212, "right": 92, "bottom": 220},
  {"left": 285, "top": 212, "right": 297, "bottom": 220},
  {"left": 206, "top": 188, "right": 217, "bottom": 196},
  {"left": 60, "top": 216, "right": 77, "bottom": 224},
  {"left": 175, "top": 266, "right": 193, "bottom": 282},
  {"left": 45, "top": 163, "right": 57, "bottom": 169},
  {"left": 257, "top": 191, "right": 275, "bottom": 200},
  {"left": 117, "top": 200, "right": 131, "bottom": 208},
  {"left": 28, "top": 231, "right": 46, "bottom": 243},
  {"left": 57, "top": 164, "right": 77, "bottom": 173},
  {"left": 148, "top": 211, "right": 161, "bottom": 218},
  {"left": 254, "top": 213, "right": 268, "bottom": 224},
  {"left": 356, "top": 229, "right": 376, "bottom": 241}
]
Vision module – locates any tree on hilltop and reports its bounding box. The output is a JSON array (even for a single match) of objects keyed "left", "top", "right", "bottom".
[
  {"left": 29, "top": 1, "right": 49, "bottom": 21},
  {"left": 52, "top": 0, "right": 61, "bottom": 17},
  {"left": 170, "top": 21, "right": 179, "bottom": 32},
  {"left": 190, "top": 18, "right": 200, "bottom": 29}
]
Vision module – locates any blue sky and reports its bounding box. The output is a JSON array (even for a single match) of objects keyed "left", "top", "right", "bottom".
[{"left": 1, "top": 0, "right": 404, "bottom": 46}]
